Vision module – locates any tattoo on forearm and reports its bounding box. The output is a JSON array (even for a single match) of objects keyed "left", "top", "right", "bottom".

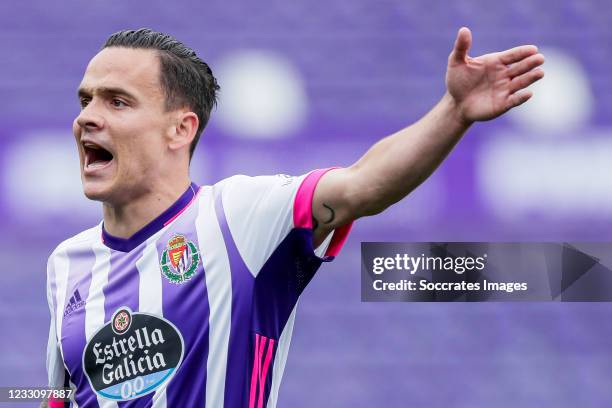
[{"left": 323, "top": 203, "right": 335, "bottom": 224}]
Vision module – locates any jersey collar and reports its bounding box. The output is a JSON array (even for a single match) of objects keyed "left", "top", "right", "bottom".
[{"left": 101, "top": 182, "right": 200, "bottom": 252}]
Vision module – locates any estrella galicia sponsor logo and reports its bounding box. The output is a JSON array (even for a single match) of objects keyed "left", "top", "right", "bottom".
[
  {"left": 82, "top": 307, "right": 184, "bottom": 401},
  {"left": 160, "top": 234, "right": 200, "bottom": 284},
  {"left": 112, "top": 308, "right": 131, "bottom": 335}
]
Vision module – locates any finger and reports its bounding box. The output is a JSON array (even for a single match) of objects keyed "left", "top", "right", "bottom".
[
  {"left": 507, "top": 89, "right": 534, "bottom": 109},
  {"left": 449, "top": 27, "right": 472, "bottom": 63},
  {"left": 499, "top": 45, "right": 539, "bottom": 65},
  {"left": 507, "top": 53, "right": 545, "bottom": 78},
  {"left": 509, "top": 68, "right": 545, "bottom": 93}
]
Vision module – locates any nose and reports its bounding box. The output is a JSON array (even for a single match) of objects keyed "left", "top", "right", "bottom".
[{"left": 75, "top": 100, "right": 105, "bottom": 132}]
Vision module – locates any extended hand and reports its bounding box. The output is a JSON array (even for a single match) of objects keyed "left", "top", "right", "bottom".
[{"left": 446, "top": 27, "right": 545, "bottom": 124}]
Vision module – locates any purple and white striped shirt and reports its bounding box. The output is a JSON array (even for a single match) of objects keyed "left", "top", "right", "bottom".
[{"left": 46, "top": 169, "right": 352, "bottom": 408}]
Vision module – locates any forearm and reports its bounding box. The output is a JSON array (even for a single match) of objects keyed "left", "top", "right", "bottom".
[
  {"left": 313, "top": 29, "right": 543, "bottom": 237},
  {"left": 350, "top": 92, "right": 472, "bottom": 216}
]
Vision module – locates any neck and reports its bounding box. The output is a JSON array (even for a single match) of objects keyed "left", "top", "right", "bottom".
[{"left": 102, "top": 177, "right": 191, "bottom": 239}]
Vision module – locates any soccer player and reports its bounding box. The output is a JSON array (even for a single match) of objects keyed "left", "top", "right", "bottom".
[{"left": 44, "top": 27, "right": 544, "bottom": 407}]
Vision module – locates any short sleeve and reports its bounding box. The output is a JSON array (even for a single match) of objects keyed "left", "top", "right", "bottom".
[
  {"left": 216, "top": 168, "right": 352, "bottom": 278},
  {"left": 292, "top": 168, "right": 353, "bottom": 258}
]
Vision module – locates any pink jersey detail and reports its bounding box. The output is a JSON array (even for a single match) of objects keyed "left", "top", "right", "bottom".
[
  {"left": 293, "top": 168, "right": 332, "bottom": 229},
  {"left": 249, "top": 333, "right": 276, "bottom": 408},
  {"left": 259, "top": 337, "right": 275, "bottom": 408},
  {"left": 163, "top": 187, "right": 202, "bottom": 227},
  {"left": 249, "top": 334, "right": 264, "bottom": 408},
  {"left": 293, "top": 168, "right": 353, "bottom": 257},
  {"left": 48, "top": 398, "right": 65, "bottom": 408},
  {"left": 324, "top": 222, "right": 353, "bottom": 257}
]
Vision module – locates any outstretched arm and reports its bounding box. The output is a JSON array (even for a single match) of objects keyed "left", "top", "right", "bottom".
[{"left": 311, "top": 27, "right": 545, "bottom": 246}]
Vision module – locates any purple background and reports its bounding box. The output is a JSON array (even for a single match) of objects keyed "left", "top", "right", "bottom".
[{"left": 1, "top": 1, "right": 612, "bottom": 406}]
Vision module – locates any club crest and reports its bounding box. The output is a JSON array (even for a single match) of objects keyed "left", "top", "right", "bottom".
[{"left": 160, "top": 235, "right": 200, "bottom": 284}]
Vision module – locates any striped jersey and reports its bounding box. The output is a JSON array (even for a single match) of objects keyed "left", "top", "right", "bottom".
[{"left": 46, "top": 168, "right": 352, "bottom": 408}]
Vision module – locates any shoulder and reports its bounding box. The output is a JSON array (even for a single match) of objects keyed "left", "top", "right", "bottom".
[
  {"left": 213, "top": 174, "right": 305, "bottom": 194},
  {"left": 212, "top": 173, "right": 307, "bottom": 221},
  {"left": 46, "top": 224, "right": 100, "bottom": 291},
  {"left": 49, "top": 223, "right": 101, "bottom": 261}
]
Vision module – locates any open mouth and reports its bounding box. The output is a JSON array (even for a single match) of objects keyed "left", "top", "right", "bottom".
[{"left": 83, "top": 141, "right": 114, "bottom": 170}]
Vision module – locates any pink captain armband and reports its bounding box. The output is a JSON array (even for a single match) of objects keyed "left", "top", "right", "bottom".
[{"left": 293, "top": 167, "right": 353, "bottom": 258}]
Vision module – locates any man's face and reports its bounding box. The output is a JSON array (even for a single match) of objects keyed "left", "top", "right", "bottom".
[{"left": 73, "top": 47, "right": 174, "bottom": 205}]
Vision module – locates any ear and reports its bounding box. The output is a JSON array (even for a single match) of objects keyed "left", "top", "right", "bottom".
[{"left": 167, "top": 111, "right": 199, "bottom": 152}]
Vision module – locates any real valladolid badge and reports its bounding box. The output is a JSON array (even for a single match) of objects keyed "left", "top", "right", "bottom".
[{"left": 160, "top": 235, "right": 200, "bottom": 284}]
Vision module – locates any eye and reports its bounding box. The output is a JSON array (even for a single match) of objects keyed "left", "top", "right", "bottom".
[
  {"left": 111, "top": 98, "right": 127, "bottom": 108},
  {"left": 79, "top": 97, "right": 91, "bottom": 108}
]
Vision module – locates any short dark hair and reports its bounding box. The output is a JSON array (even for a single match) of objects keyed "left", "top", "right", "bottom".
[{"left": 103, "top": 28, "right": 220, "bottom": 158}]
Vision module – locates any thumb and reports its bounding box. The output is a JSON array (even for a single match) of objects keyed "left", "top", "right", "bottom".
[{"left": 449, "top": 27, "right": 472, "bottom": 64}]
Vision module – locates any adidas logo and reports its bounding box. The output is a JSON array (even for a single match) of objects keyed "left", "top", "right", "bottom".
[{"left": 63, "top": 289, "right": 86, "bottom": 317}]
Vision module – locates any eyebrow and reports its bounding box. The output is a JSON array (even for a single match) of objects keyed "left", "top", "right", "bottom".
[{"left": 77, "top": 86, "right": 138, "bottom": 101}]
